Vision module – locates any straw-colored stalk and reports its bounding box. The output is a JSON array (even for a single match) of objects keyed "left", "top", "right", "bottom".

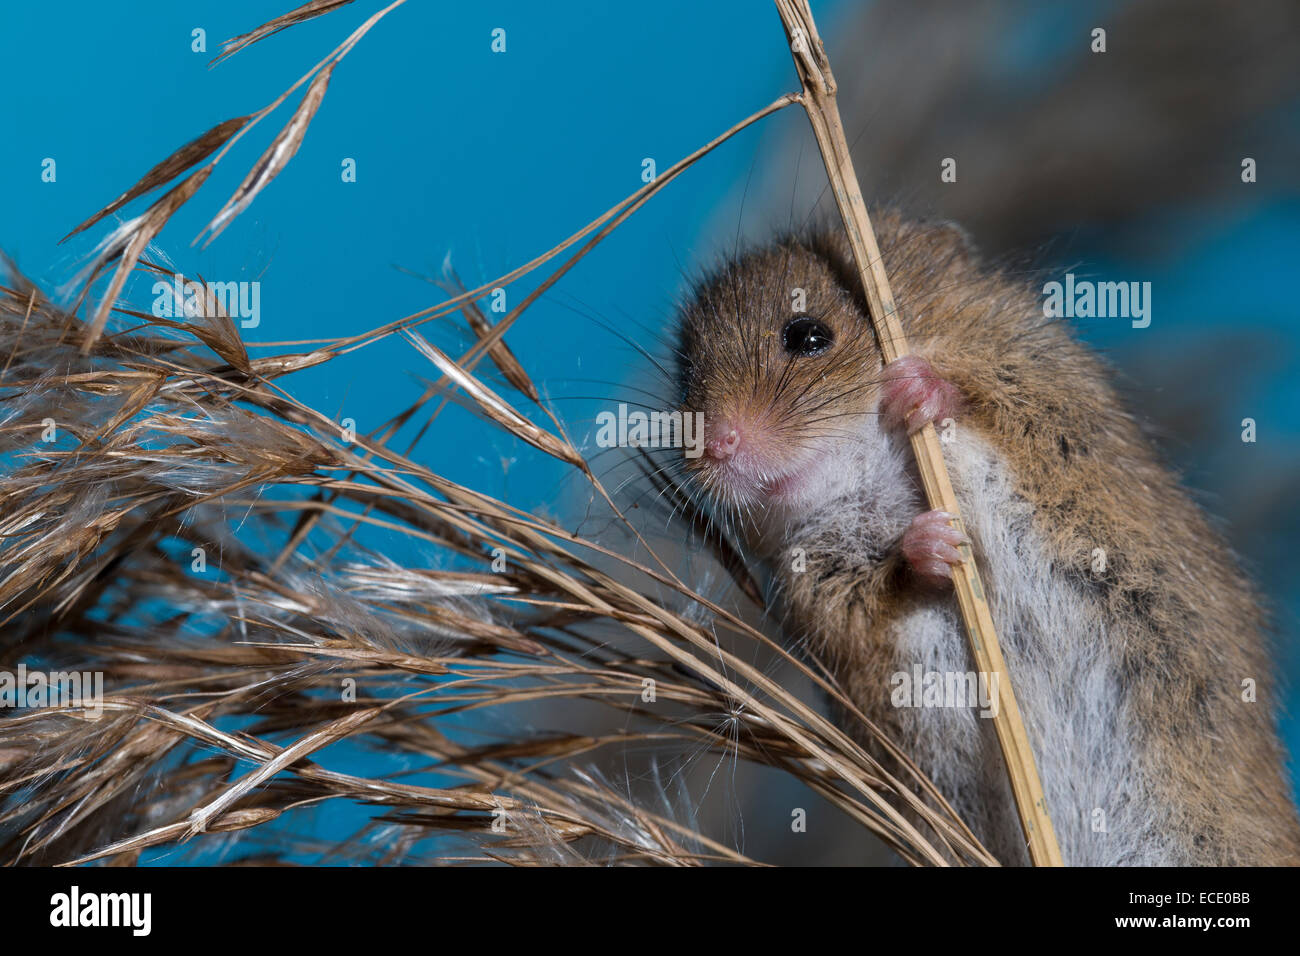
[{"left": 773, "top": 0, "right": 1062, "bottom": 866}]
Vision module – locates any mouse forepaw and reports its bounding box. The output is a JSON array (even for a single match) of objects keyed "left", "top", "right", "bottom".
[
  {"left": 880, "top": 355, "right": 962, "bottom": 434},
  {"left": 901, "top": 510, "right": 967, "bottom": 587}
]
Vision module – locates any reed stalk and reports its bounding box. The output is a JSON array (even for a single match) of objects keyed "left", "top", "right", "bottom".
[{"left": 773, "top": 0, "right": 1062, "bottom": 866}]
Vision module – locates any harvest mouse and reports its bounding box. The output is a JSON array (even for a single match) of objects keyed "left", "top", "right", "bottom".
[{"left": 674, "top": 210, "right": 1300, "bottom": 865}]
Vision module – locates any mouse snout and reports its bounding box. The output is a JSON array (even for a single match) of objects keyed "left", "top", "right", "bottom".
[
  {"left": 691, "top": 409, "right": 812, "bottom": 506},
  {"left": 705, "top": 421, "right": 742, "bottom": 460}
]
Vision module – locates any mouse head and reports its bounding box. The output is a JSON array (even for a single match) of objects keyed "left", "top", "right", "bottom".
[{"left": 675, "top": 234, "right": 885, "bottom": 521}]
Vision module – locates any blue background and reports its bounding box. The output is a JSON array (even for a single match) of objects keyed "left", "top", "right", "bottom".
[{"left": 3, "top": 0, "right": 1298, "bottom": 860}]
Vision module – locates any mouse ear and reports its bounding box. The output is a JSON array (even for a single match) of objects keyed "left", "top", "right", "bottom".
[
  {"left": 807, "top": 209, "right": 978, "bottom": 274},
  {"left": 879, "top": 214, "right": 983, "bottom": 283},
  {"left": 804, "top": 211, "right": 979, "bottom": 309},
  {"left": 926, "top": 219, "right": 977, "bottom": 265},
  {"left": 881, "top": 212, "right": 978, "bottom": 268}
]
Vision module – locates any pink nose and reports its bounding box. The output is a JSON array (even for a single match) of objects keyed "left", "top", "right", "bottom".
[{"left": 706, "top": 424, "right": 741, "bottom": 460}]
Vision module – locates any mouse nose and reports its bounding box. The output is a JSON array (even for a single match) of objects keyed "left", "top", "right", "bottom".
[{"left": 706, "top": 422, "right": 741, "bottom": 460}]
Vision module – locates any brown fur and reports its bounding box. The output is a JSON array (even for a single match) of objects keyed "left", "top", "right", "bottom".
[{"left": 676, "top": 210, "right": 1300, "bottom": 864}]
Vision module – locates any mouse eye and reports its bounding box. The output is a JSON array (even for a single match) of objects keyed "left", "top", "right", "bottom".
[{"left": 782, "top": 316, "right": 834, "bottom": 356}]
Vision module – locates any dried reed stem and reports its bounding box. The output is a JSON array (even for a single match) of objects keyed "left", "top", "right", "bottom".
[{"left": 773, "top": 0, "right": 1063, "bottom": 866}]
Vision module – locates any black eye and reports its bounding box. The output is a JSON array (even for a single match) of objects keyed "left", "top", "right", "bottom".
[{"left": 782, "top": 316, "right": 834, "bottom": 356}]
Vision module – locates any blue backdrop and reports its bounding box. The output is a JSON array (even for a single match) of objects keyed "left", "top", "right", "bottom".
[{"left": 3, "top": 0, "right": 1297, "bottom": 861}]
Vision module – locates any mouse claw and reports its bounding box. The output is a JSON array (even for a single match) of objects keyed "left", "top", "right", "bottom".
[
  {"left": 880, "top": 356, "right": 962, "bottom": 435},
  {"left": 901, "top": 510, "right": 968, "bottom": 587}
]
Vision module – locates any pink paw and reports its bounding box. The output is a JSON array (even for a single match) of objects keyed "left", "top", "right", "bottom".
[
  {"left": 901, "top": 510, "right": 967, "bottom": 586},
  {"left": 880, "top": 356, "right": 962, "bottom": 435}
]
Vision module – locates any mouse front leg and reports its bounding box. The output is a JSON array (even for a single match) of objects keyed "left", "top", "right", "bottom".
[
  {"left": 879, "top": 355, "right": 962, "bottom": 435},
  {"left": 880, "top": 356, "right": 967, "bottom": 586},
  {"left": 900, "top": 510, "right": 966, "bottom": 586}
]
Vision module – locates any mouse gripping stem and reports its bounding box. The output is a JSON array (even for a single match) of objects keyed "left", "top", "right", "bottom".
[{"left": 774, "top": 0, "right": 1064, "bottom": 868}]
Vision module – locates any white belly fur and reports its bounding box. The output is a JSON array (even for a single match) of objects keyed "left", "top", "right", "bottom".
[
  {"left": 890, "top": 428, "right": 1172, "bottom": 865},
  {"left": 775, "top": 419, "right": 1175, "bottom": 865}
]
